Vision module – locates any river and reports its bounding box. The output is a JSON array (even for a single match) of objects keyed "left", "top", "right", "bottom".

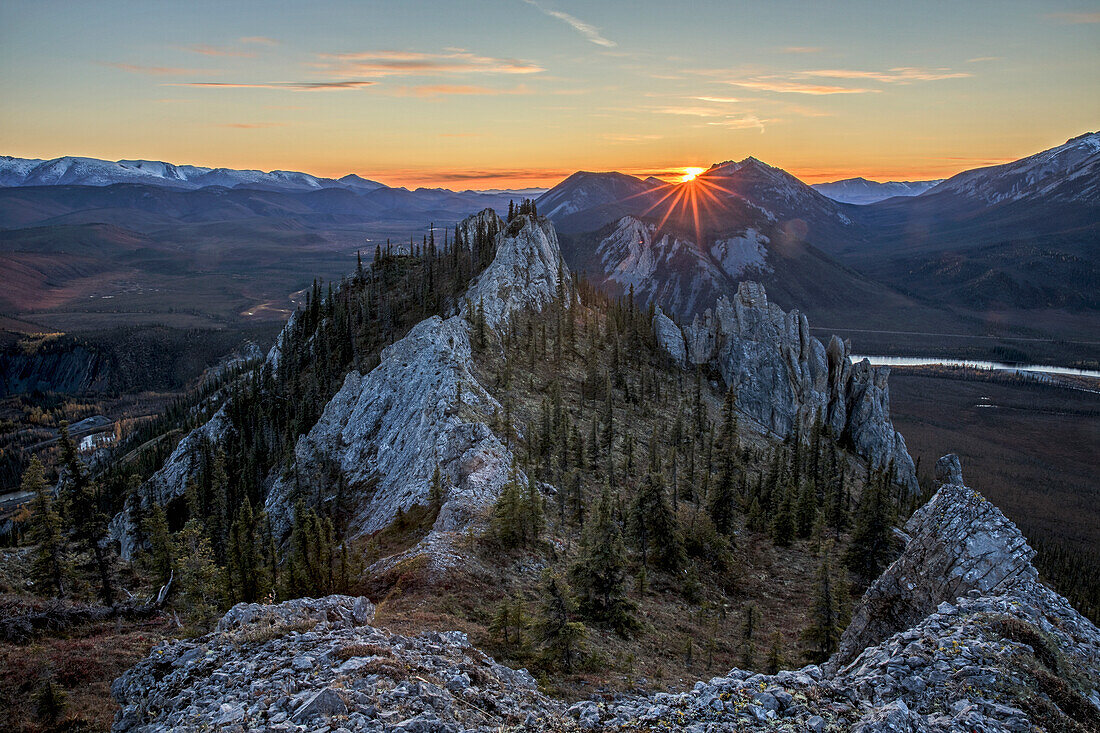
[{"left": 849, "top": 355, "right": 1100, "bottom": 380}]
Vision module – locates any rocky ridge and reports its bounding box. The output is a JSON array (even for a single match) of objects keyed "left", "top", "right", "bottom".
[
  {"left": 114, "top": 457, "right": 1100, "bottom": 731},
  {"left": 264, "top": 211, "right": 568, "bottom": 561},
  {"left": 110, "top": 210, "right": 569, "bottom": 568},
  {"left": 654, "top": 280, "right": 918, "bottom": 491}
]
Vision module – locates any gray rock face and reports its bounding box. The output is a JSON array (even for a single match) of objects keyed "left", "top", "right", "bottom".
[
  {"left": 109, "top": 406, "right": 231, "bottom": 560},
  {"left": 935, "top": 453, "right": 964, "bottom": 486},
  {"left": 833, "top": 459, "right": 1038, "bottom": 668},
  {"left": 463, "top": 213, "right": 570, "bottom": 330},
  {"left": 265, "top": 212, "right": 570, "bottom": 563},
  {"left": 652, "top": 306, "right": 686, "bottom": 366},
  {"left": 658, "top": 281, "right": 917, "bottom": 491}
]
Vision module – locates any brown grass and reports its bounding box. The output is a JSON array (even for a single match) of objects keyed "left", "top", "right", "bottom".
[{"left": 0, "top": 614, "right": 172, "bottom": 732}]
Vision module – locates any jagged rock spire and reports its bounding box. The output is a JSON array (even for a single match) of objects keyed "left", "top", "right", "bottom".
[{"left": 653, "top": 281, "right": 918, "bottom": 492}]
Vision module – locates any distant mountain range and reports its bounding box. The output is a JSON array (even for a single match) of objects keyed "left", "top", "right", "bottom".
[
  {"left": 536, "top": 132, "right": 1099, "bottom": 323},
  {"left": 0, "top": 155, "right": 544, "bottom": 198},
  {"left": 1, "top": 133, "right": 1096, "bottom": 345},
  {"left": 811, "top": 177, "right": 942, "bottom": 204},
  {"left": 0, "top": 158, "right": 540, "bottom": 334}
]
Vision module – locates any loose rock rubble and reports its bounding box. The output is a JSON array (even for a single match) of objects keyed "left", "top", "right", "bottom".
[{"left": 112, "top": 595, "right": 568, "bottom": 732}]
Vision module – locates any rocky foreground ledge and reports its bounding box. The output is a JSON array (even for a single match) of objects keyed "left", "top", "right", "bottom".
[{"left": 113, "top": 459, "right": 1100, "bottom": 732}]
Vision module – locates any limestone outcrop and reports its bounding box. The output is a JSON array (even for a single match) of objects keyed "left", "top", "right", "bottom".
[
  {"left": 654, "top": 281, "right": 918, "bottom": 491},
  {"left": 112, "top": 595, "right": 563, "bottom": 732},
  {"left": 833, "top": 454, "right": 1039, "bottom": 669},
  {"left": 463, "top": 212, "right": 570, "bottom": 330}
]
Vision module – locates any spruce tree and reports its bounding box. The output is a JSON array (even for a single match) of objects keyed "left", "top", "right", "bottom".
[
  {"left": 227, "top": 497, "right": 267, "bottom": 603},
  {"left": 802, "top": 551, "right": 844, "bottom": 662},
  {"left": 708, "top": 457, "right": 738, "bottom": 536},
  {"left": 844, "top": 470, "right": 897, "bottom": 580},
  {"left": 521, "top": 476, "right": 544, "bottom": 545},
  {"left": 489, "top": 593, "right": 530, "bottom": 653},
  {"left": 429, "top": 465, "right": 446, "bottom": 512},
  {"left": 740, "top": 602, "right": 761, "bottom": 668},
  {"left": 795, "top": 479, "right": 817, "bottom": 539},
  {"left": 770, "top": 482, "right": 796, "bottom": 547},
  {"left": 58, "top": 423, "right": 115, "bottom": 605},
  {"left": 629, "top": 471, "right": 684, "bottom": 571},
  {"left": 491, "top": 470, "right": 526, "bottom": 548},
  {"left": 174, "top": 519, "right": 221, "bottom": 624},
  {"left": 143, "top": 503, "right": 173, "bottom": 587},
  {"left": 535, "top": 569, "right": 586, "bottom": 672},
  {"left": 571, "top": 487, "right": 637, "bottom": 634},
  {"left": 25, "top": 457, "right": 68, "bottom": 597},
  {"left": 764, "top": 631, "right": 785, "bottom": 674}
]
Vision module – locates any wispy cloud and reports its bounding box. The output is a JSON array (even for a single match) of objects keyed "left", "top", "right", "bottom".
[
  {"left": 240, "top": 36, "right": 279, "bottom": 45},
  {"left": 185, "top": 44, "right": 254, "bottom": 58},
  {"left": 604, "top": 133, "right": 663, "bottom": 142},
  {"left": 782, "top": 46, "right": 823, "bottom": 54},
  {"left": 173, "top": 80, "right": 376, "bottom": 91},
  {"left": 693, "top": 96, "right": 741, "bottom": 103},
  {"left": 106, "top": 63, "right": 208, "bottom": 75},
  {"left": 653, "top": 106, "right": 731, "bottom": 117},
  {"left": 522, "top": 0, "right": 616, "bottom": 47},
  {"left": 390, "top": 84, "right": 532, "bottom": 97},
  {"left": 318, "top": 50, "right": 543, "bottom": 76},
  {"left": 966, "top": 56, "right": 1000, "bottom": 63},
  {"left": 803, "top": 67, "right": 971, "bottom": 82},
  {"left": 1046, "top": 11, "right": 1100, "bottom": 23},
  {"left": 723, "top": 78, "right": 879, "bottom": 95},
  {"left": 706, "top": 115, "right": 768, "bottom": 132},
  {"left": 387, "top": 167, "right": 574, "bottom": 183}
]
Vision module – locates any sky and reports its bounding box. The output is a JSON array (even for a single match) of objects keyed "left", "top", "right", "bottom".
[{"left": 1, "top": 0, "right": 1098, "bottom": 188}]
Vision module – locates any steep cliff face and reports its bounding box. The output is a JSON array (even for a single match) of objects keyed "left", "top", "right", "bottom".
[
  {"left": 114, "top": 457, "right": 1100, "bottom": 731},
  {"left": 0, "top": 344, "right": 107, "bottom": 395},
  {"left": 655, "top": 281, "right": 918, "bottom": 491}
]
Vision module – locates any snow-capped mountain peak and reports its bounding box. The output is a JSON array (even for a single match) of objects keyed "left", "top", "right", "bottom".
[
  {"left": 812, "top": 177, "right": 943, "bottom": 204},
  {"left": 926, "top": 131, "right": 1100, "bottom": 205},
  {"left": 0, "top": 154, "right": 386, "bottom": 192}
]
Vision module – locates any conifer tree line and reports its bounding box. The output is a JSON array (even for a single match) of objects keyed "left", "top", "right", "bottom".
[
  {"left": 480, "top": 276, "right": 913, "bottom": 669},
  {"left": 16, "top": 217, "right": 500, "bottom": 618}
]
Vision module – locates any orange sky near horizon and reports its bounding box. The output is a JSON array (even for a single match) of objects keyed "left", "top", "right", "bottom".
[{"left": 2, "top": 1, "right": 1097, "bottom": 189}]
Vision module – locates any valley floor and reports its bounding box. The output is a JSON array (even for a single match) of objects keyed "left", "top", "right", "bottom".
[{"left": 888, "top": 366, "right": 1100, "bottom": 617}]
